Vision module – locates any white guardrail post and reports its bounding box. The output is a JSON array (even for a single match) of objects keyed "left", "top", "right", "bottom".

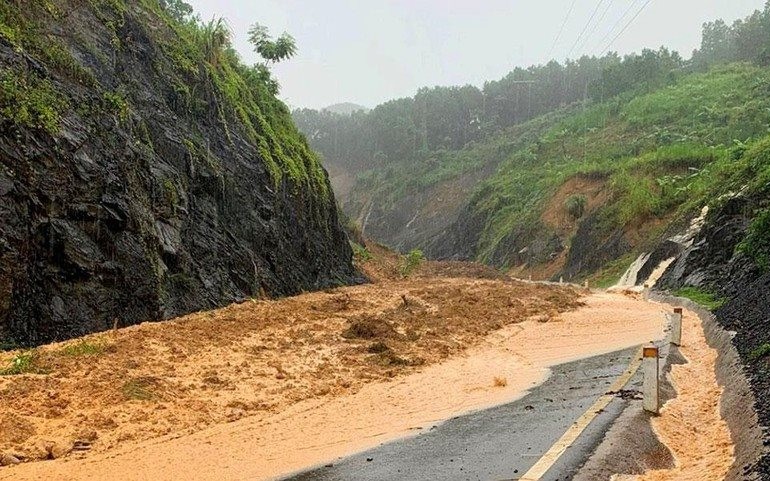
[
  {"left": 643, "top": 345, "right": 659, "bottom": 414},
  {"left": 669, "top": 307, "right": 683, "bottom": 346}
]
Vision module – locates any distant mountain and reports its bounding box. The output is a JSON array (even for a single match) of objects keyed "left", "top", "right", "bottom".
[{"left": 323, "top": 102, "right": 369, "bottom": 115}]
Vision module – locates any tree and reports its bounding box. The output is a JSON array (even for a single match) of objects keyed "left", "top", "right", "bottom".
[
  {"left": 246, "top": 23, "right": 297, "bottom": 95},
  {"left": 158, "top": 0, "right": 193, "bottom": 23},
  {"left": 248, "top": 23, "right": 297, "bottom": 64}
]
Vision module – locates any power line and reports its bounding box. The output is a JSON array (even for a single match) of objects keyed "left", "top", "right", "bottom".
[
  {"left": 599, "top": 0, "right": 654, "bottom": 55},
  {"left": 574, "top": 0, "right": 615, "bottom": 56},
  {"left": 549, "top": 0, "right": 579, "bottom": 59},
  {"left": 591, "top": 0, "right": 641, "bottom": 55},
  {"left": 567, "top": 0, "right": 606, "bottom": 58}
]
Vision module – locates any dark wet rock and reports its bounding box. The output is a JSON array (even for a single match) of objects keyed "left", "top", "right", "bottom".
[
  {"left": 560, "top": 212, "right": 629, "bottom": 281},
  {"left": 0, "top": 4, "right": 356, "bottom": 346},
  {"left": 657, "top": 196, "right": 760, "bottom": 293},
  {"left": 634, "top": 240, "right": 682, "bottom": 286}
]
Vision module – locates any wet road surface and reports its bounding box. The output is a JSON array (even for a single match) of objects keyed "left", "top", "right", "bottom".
[{"left": 282, "top": 347, "right": 642, "bottom": 481}]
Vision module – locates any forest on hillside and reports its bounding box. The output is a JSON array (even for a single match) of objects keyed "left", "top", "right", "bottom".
[
  {"left": 293, "top": 2, "right": 770, "bottom": 174},
  {"left": 291, "top": 2, "right": 770, "bottom": 283}
]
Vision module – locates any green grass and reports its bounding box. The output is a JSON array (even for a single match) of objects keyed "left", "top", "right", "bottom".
[
  {"left": 0, "top": 69, "right": 69, "bottom": 133},
  {"left": 737, "top": 208, "right": 770, "bottom": 271},
  {"left": 351, "top": 242, "right": 372, "bottom": 261},
  {"left": 121, "top": 377, "right": 158, "bottom": 401},
  {"left": 0, "top": 351, "right": 45, "bottom": 375},
  {"left": 591, "top": 253, "right": 637, "bottom": 289},
  {"left": 60, "top": 339, "right": 108, "bottom": 357},
  {"left": 673, "top": 286, "right": 726, "bottom": 310},
  {"left": 749, "top": 343, "right": 770, "bottom": 361},
  {"left": 344, "top": 63, "right": 770, "bottom": 273}
]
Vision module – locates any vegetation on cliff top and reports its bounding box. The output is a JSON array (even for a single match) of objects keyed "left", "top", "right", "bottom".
[{"left": 0, "top": 0, "right": 328, "bottom": 194}]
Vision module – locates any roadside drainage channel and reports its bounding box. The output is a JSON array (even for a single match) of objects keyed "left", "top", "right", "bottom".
[
  {"left": 649, "top": 292, "right": 765, "bottom": 481},
  {"left": 282, "top": 347, "right": 646, "bottom": 481},
  {"left": 574, "top": 292, "right": 764, "bottom": 481}
]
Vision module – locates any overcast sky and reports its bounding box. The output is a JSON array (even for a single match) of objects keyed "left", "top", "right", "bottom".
[{"left": 186, "top": 0, "right": 766, "bottom": 110}]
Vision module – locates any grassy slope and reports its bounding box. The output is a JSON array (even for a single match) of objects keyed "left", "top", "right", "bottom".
[
  {"left": 474, "top": 63, "right": 770, "bottom": 265},
  {"left": 349, "top": 62, "right": 770, "bottom": 272}
]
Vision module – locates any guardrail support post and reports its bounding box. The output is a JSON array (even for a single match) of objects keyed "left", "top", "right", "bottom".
[
  {"left": 643, "top": 345, "right": 659, "bottom": 414},
  {"left": 670, "top": 307, "right": 683, "bottom": 346}
]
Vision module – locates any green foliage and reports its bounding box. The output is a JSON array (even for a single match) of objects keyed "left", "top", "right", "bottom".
[
  {"left": 400, "top": 249, "right": 424, "bottom": 277},
  {"left": 248, "top": 23, "right": 297, "bottom": 64},
  {"left": 158, "top": 0, "right": 193, "bottom": 23},
  {"left": 471, "top": 63, "right": 770, "bottom": 261},
  {"left": 162, "top": 178, "right": 179, "bottom": 205},
  {"left": 565, "top": 194, "right": 587, "bottom": 219},
  {"left": 673, "top": 287, "right": 726, "bottom": 310},
  {"left": 289, "top": 4, "right": 770, "bottom": 276},
  {"left": 0, "top": 1, "right": 97, "bottom": 86},
  {"left": 103, "top": 90, "right": 129, "bottom": 122},
  {"left": 0, "top": 351, "right": 44, "bottom": 376},
  {"left": 0, "top": 69, "right": 69, "bottom": 133},
  {"left": 591, "top": 253, "right": 637, "bottom": 289},
  {"left": 693, "top": 3, "right": 770, "bottom": 68},
  {"left": 193, "top": 17, "right": 230, "bottom": 67},
  {"left": 749, "top": 343, "right": 770, "bottom": 361},
  {"left": 60, "top": 339, "right": 108, "bottom": 357},
  {"left": 138, "top": 1, "right": 329, "bottom": 195},
  {"left": 621, "top": 64, "right": 770, "bottom": 144},
  {"left": 608, "top": 172, "right": 659, "bottom": 225},
  {"left": 351, "top": 242, "right": 372, "bottom": 262},
  {"left": 589, "top": 47, "right": 683, "bottom": 99},
  {"left": 737, "top": 209, "right": 770, "bottom": 270}
]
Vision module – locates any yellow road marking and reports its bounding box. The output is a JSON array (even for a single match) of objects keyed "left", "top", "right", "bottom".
[{"left": 518, "top": 346, "right": 644, "bottom": 481}]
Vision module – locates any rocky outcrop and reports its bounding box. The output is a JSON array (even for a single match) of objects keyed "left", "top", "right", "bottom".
[
  {"left": 0, "top": 2, "right": 354, "bottom": 346},
  {"left": 560, "top": 212, "right": 629, "bottom": 281},
  {"left": 650, "top": 194, "right": 770, "bottom": 479}
]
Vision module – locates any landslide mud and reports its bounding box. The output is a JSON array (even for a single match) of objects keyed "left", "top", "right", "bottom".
[{"left": 0, "top": 256, "right": 668, "bottom": 481}]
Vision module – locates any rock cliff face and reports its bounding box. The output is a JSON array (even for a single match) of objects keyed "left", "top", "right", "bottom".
[
  {"left": 0, "top": 1, "right": 354, "bottom": 346},
  {"left": 645, "top": 193, "right": 770, "bottom": 479}
]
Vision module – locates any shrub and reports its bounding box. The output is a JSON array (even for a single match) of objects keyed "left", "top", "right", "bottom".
[
  {"left": 565, "top": 194, "right": 587, "bottom": 219},
  {"left": 400, "top": 249, "right": 424, "bottom": 277}
]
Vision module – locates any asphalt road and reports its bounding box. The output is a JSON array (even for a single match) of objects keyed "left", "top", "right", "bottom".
[{"left": 281, "top": 347, "right": 643, "bottom": 481}]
